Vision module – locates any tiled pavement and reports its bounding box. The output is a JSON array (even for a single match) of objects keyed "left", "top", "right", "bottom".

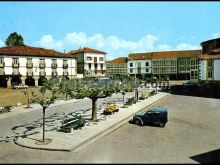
[{"left": 14, "top": 91, "right": 170, "bottom": 152}]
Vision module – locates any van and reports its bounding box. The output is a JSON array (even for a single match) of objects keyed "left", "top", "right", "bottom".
[{"left": 130, "top": 107, "right": 168, "bottom": 127}]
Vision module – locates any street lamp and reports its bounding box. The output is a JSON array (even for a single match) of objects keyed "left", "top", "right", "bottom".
[{"left": 133, "top": 56, "right": 144, "bottom": 101}]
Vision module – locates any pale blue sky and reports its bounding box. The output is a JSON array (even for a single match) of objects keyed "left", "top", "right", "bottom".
[{"left": 0, "top": 1, "right": 220, "bottom": 60}]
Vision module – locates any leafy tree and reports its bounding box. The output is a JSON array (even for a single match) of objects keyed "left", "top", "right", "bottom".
[
  {"left": 5, "top": 32, "right": 24, "bottom": 46},
  {"left": 72, "top": 79, "right": 120, "bottom": 122},
  {"left": 58, "top": 80, "right": 74, "bottom": 100},
  {"left": 32, "top": 80, "right": 59, "bottom": 143}
]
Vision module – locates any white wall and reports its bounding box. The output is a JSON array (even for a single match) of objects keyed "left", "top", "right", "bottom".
[
  {"left": 127, "top": 60, "right": 151, "bottom": 74},
  {"left": 199, "top": 60, "right": 207, "bottom": 80},
  {"left": 19, "top": 57, "right": 27, "bottom": 76},
  {"left": 214, "top": 59, "right": 220, "bottom": 80},
  {"left": 1, "top": 55, "right": 77, "bottom": 77},
  {"left": 33, "top": 57, "right": 39, "bottom": 76}
]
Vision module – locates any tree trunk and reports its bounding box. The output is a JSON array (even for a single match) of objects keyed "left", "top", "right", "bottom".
[
  {"left": 65, "top": 94, "right": 68, "bottom": 100},
  {"left": 91, "top": 98, "right": 98, "bottom": 122},
  {"left": 27, "top": 98, "right": 30, "bottom": 108},
  {"left": 42, "top": 107, "right": 46, "bottom": 142},
  {"left": 122, "top": 94, "right": 125, "bottom": 108}
]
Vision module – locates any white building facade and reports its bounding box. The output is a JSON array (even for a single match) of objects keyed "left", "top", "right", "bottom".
[
  {"left": 0, "top": 46, "right": 77, "bottom": 87},
  {"left": 69, "top": 47, "right": 106, "bottom": 78},
  {"left": 127, "top": 59, "right": 152, "bottom": 75}
]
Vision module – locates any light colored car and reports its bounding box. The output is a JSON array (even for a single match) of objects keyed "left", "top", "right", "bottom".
[
  {"left": 104, "top": 102, "right": 119, "bottom": 115},
  {"left": 139, "top": 92, "right": 149, "bottom": 100},
  {"left": 13, "top": 83, "right": 28, "bottom": 89}
]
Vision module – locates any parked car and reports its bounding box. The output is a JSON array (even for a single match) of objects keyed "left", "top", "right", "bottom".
[
  {"left": 104, "top": 102, "right": 119, "bottom": 115},
  {"left": 139, "top": 92, "right": 149, "bottom": 100},
  {"left": 183, "top": 80, "right": 197, "bottom": 86},
  {"left": 129, "top": 107, "right": 168, "bottom": 127},
  {"left": 13, "top": 83, "right": 28, "bottom": 89}
]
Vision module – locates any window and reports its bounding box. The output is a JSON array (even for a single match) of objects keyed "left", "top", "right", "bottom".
[
  {"left": 208, "top": 71, "right": 213, "bottom": 79},
  {"left": 0, "top": 58, "right": 3, "bottom": 64},
  {"left": 130, "top": 63, "right": 133, "bottom": 67},
  {"left": 130, "top": 69, "right": 133, "bottom": 73},
  {"left": 87, "top": 56, "right": 92, "bottom": 61},
  {"left": 99, "top": 57, "right": 104, "bottom": 61},
  {"left": 100, "top": 64, "right": 103, "bottom": 70},
  {"left": 208, "top": 60, "right": 213, "bottom": 67},
  {"left": 94, "top": 64, "right": 97, "bottom": 70},
  {"left": 146, "top": 68, "right": 149, "bottom": 73},
  {"left": 52, "top": 59, "right": 57, "bottom": 64},
  {"left": 13, "top": 58, "right": 18, "bottom": 64},
  {"left": 145, "top": 62, "right": 149, "bottom": 66},
  {"left": 88, "top": 63, "right": 91, "bottom": 69}
]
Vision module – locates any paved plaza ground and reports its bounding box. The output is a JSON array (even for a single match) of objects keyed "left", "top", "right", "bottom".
[{"left": 0, "top": 93, "right": 219, "bottom": 163}]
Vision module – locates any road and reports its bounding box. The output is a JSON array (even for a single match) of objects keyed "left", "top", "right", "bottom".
[
  {"left": 0, "top": 90, "right": 139, "bottom": 139},
  {"left": 1, "top": 94, "right": 220, "bottom": 163}
]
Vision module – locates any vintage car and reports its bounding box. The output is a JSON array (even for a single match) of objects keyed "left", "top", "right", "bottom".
[
  {"left": 103, "top": 102, "right": 119, "bottom": 115},
  {"left": 129, "top": 107, "right": 168, "bottom": 127},
  {"left": 139, "top": 92, "right": 149, "bottom": 100}
]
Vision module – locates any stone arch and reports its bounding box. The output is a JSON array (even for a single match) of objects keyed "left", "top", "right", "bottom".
[
  {"left": 0, "top": 76, "right": 7, "bottom": 87},
  {"left": 25, "top": 77, "right": 35, "bottom": 86},
  {"left": 38, "top": 77, "right": 47, "bottom": 86},
  {"left": 11, "top": 76, "right": 22, "bottom": 86}
]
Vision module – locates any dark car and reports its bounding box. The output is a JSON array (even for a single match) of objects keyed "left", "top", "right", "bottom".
[{"left": 130, "top": 107, "right": 168, "bottom": 127}]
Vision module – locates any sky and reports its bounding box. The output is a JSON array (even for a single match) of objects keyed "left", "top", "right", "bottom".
[{"left": 0, "top": 1, "right": 220, "bottom": 60}]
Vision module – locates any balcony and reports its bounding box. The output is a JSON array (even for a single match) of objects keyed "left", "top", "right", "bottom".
[
  {"left": 51, "top": 63, "right": 58, "bottom": 69},
  {"left": 26, "top": 63, "right": 33, "bottom": 68},
  {"left": 0, "top": 69, "right": 5, "bottom": 75},
  {"left": 52, "top": 71, "right": 58, "bottom": 77},
  {"left": 39, "top": 71, "right": 46, "bottom": 77},
  {"left": 39, "top": 63, "right": 46, "bottom": 68},
  {"left": 26, "top": 72, "right": 33, "bottom": 77},
  {"left": 12, "top": 63, "right": 20, "bottom": 68},
  {"left": 63, "top": 72, "right": 68, "bottom": 76},
  {"left": 12, "top": 70, "right": 20, "bottom": 75},
  {"left": 63, "top": 63, "right": 68, "bottom": 69},
  {"left": 0, "top": 62, "right": 5, "bottom": 68}
]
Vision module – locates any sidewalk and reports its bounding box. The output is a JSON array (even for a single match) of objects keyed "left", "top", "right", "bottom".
[{"left": 14, "top": 92, "right": 170, "bottom": 152}]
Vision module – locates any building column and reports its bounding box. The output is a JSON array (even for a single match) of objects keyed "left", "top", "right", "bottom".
[
  {"left": 7, "top": 77, "right": 12, "bottom": 88},
  {"left": 34, "top": 77, "right": 39, "bottom": 87},
  {"left": 21, "top": 76, "right": 26, "bottom": 85}
]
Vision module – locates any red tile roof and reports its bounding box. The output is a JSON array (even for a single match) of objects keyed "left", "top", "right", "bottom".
[
  {"left": 0, "top": 45, "right": 74, "bottom": 58},
  {"left": 128, "top": 50, "right": 201, "bottom": 60},
  {"left": 69, "top": 47, "right": 106, "bottom": 55},
  {"left": 107, "top": 57, "right": 128, "bottom": 64}
]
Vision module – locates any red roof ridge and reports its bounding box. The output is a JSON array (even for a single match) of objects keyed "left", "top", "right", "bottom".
[
  {"left": 0, "top": 45, "right": 73, "bottom": 58},
  {"left": 69, "top": 47, "right": 106, "bottom": 55}
]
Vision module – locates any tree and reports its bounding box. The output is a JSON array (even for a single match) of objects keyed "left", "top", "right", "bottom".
[
  {"left": 5, "top": 32, "right": 24, "bottom": 46},
  {"left": 22, "top": 88, "right": 33, "bottom": 109},
  {"left": 58, "top": 80, "right": 73, "bottom": 100},
  {"left": 32, "top": 80, "right": 59, "bottom": 143},
  {"left": 72, "top": 79, "right": 120, "bottom": 122},
  {"left": 118, "top": 82, "right": 134, "bottom": 108}
]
